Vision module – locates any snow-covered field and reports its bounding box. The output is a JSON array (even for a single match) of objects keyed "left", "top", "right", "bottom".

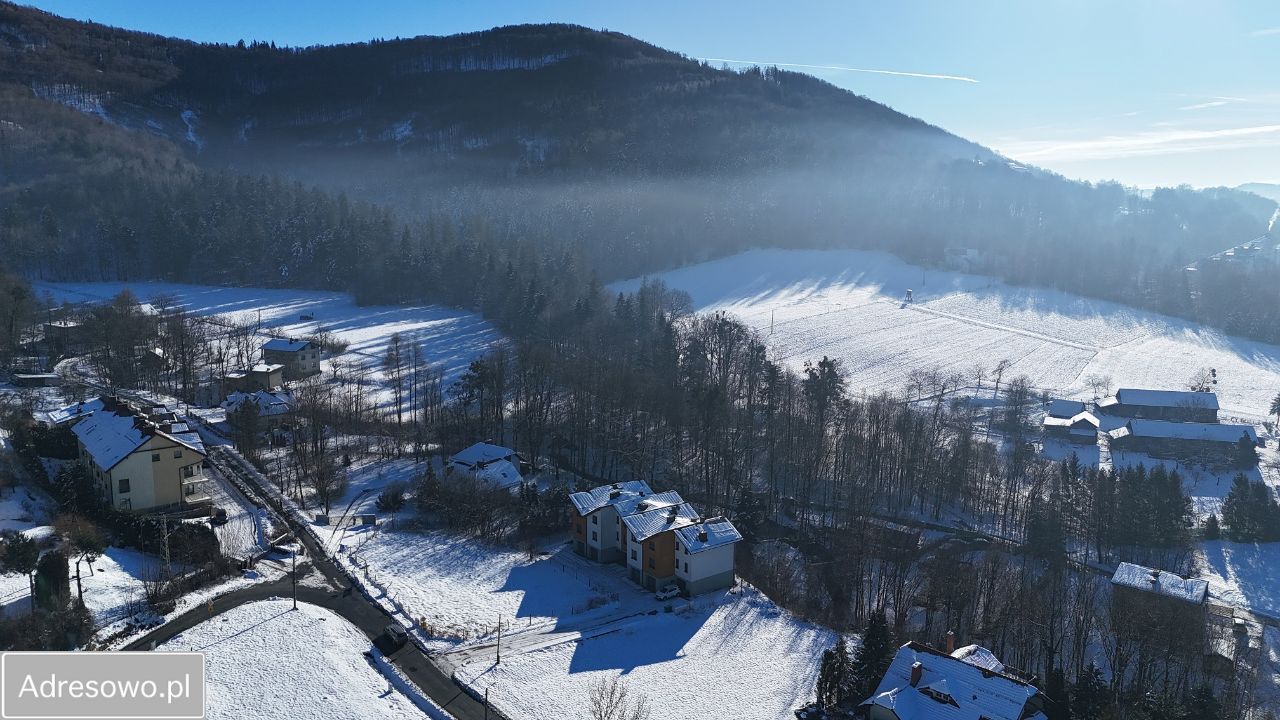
[
  {"left": 614, "top": 249, "right": 1280, "bottom": 421},
  {"left": 33, "top": 281, "right": 501, "bottom": 404},
  {"left": 454, "top": 586, "right": 835, "bottom": 720},
  {"left": 158, "top": 600, "right": 424, "bottom": 719}
]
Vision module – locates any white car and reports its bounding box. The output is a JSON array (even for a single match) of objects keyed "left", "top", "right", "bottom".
[{"left": 654, "top": 584, "right": 681, "bottom": 601}]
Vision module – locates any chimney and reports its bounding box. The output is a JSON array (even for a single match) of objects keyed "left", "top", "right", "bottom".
[
  {"left": 946, "top": 630, "right": 956, "bottom": 654},
  {"left": 667, "top": 506, "right": 678, "bottom": 521},
  {"left": 609, "top": 489, "right": 621, "bottom": 499},
  {"left": 909, "top": 661, "right": 923, "bottom": 687},
  {"left": 697, "top": 528, "right": 709, "bottom": 542}
]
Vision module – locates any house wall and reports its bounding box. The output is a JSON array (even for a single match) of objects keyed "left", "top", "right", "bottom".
[
  {"left": 1104, "top": 403, "right": 1217, "bottom": 423},
  {"left": 97, "top": 436, "right": 205, "bottom": 511},
  {"left": 640, "top": 531, "right": 676, "bottom": 590},
  {"left": 675, "top": 542, "right": 735, "bottom": 595},
  {"left": 263, "top": 348, "right": 321, "bottom": 380},
  {"left": 572, "top": 515, "right": 587, "bottom": 557}
]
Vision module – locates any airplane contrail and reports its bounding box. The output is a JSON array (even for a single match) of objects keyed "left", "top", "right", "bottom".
[{"left": 698, "top": 57, "right": 979, "bottom": 83}]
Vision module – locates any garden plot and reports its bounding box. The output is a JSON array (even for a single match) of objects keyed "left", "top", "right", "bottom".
[
  {"left": 453, "top": 586, "right": 835, "bottom": 720},
  {"left": 158, "top": 599, "right": 425, "bottom": 720},
  {"left": 614, "top": 248, "right": 1280, "bottom": 420}
]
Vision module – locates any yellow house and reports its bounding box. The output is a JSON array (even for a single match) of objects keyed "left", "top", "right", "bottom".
[{"left": 71, "top": 397, "right": 210, "bottom": 511}]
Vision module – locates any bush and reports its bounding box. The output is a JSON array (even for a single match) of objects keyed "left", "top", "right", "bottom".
[
  {"left": 375, "top": 480, "right": 409, "bottom": 513},
  {"left": 33, "top": 549, "right": 69, "bottom": 612}
]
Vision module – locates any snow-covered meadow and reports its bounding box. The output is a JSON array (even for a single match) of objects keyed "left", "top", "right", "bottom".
[
  {"left": 158, "top": 600, "right": 425, "bottom": 719},
  {"left": 33, "top": 281, "right": 501, "bottom": 405},
  {"left": 613, "top": 249, "right": 1280, "bottom": 421}
]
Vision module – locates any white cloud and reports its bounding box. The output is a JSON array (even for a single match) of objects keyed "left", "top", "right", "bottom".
[
  {"left": 1251, "top": 26, "right": 1280, "bottom": 36},
  {"left": 999, "top": 124, "right": 1280, "bottom": 163},
  {"left": 697, "top": 57, "right": 978, "bottom": 83},
  {"left": 1179, "top": 100, "right": 1230, "bottom": 110}
]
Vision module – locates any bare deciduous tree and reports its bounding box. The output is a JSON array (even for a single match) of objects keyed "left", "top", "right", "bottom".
[{"left": 588, "top": 676, "right": 650, "bottom": 720}]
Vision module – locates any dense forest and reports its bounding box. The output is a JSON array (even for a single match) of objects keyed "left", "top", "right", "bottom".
[{"left": 2, "top": 3, "right": 1280, "bottom": 344}]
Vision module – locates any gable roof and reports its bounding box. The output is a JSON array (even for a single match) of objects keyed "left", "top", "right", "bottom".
[
  {"left": 621, "top": 502, "right": 700, "bottom": 541},
  {"left": 221, "top": 390, "right": 296, "bottom": 417},
  {"left": 1042, "top": 411, "right": 1099, "bottom": 430},
  {"left": 42, "top": 397, "right": 105, "bottom": 425},
  {"left": 72, "top": 402, "right": 206, "bottom": 471},
  {"left": 449, "top": 442, "right": 522, "bottom": 470},
  {"left": 1111, "top": 562, "right": 1208, "bottom": 604},
  {"left": 1045, "top": 399, "right": 1087, "bottom": 419},
  {"left": 1111, "top": 388, "right": 1219, "bottom": 411},
  {"left": 1107, "top": 419, "right": 1258, "bottom": 444},
  {"left": 569, "top": 480, "right": 655, "bottom": 516},
  {"left": 475, "top": 459, "right": 524, "bottom": 490},
  {"left": 674, "top": 517, "right": 742, "bottom": 553},
  {"left": 864, "top": 642, "right": 1045, "bottom": 720},
  {"left": 262, "top": 338, "right": 312, "bottom": 353}
]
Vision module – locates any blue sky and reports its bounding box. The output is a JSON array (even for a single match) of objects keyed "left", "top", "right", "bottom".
[{"left": 26, "top": 0, "right": 1280, "bottom": 188}]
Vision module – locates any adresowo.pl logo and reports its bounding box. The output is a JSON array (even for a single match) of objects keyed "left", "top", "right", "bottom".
[{"left": 1, "top": 652, "right": 204, "bottom": 719}]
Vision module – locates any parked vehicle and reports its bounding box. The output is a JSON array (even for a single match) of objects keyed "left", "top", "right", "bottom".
[
  {"left": 210, "top": 508, "right": 228, "bottom": 526},
  {"left": 381, "top": 623, "right": 409, "bottom": 650},
  {"left": 655, "top": 584, "right": 680, "bottom": 601}
]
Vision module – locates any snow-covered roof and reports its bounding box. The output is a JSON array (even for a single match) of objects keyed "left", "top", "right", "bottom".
[
  {"left": 674, "top": 517, "right": 742, "bottom": 554},
  {"left": 221, "top": 390, "right": 295, "bottom": 417},
  {"left": 262, "top": 338, "right": 312, "bottom": 353},
  {"left": 475, "top": 459, "right": 523, "bottom": 490},
  {"left": 1111, "top": 562, "right": 1208, "bottom": 604},
  {"left": 622, "top": 502, "right": 701, "bottom": 541},
  {"left": 72, "top": 401, "right": 205, "bottom": 471},
  {"left": 249, "top": 363, "right": 284, "bottom": 374},
  {"left": 449, "top": 442, "right": 521, "bottom": 470},
  {"left": 569, "top": 480, "right": 655, "bottom": 516},
  {"left": 863, "top": 642, "right": 1045, "bottom": 720},
  {"left": 1042, "top": 411, "right": 1099, "bottom": 429},
  {"left": 1112, "top": 388, "right": 1219, "bottom": 411},
  {"left": 1045, "top": 399, "right": 1086, "bottom": 419},
  {"left": 614, "top": 489, "right": 683, "bottom": 517},
  {"left": 1107, "top": 419, "right": 1258, "bottom": 444},
  {"left": 41, "top": 398, "right": 104, "bottom": 425}
]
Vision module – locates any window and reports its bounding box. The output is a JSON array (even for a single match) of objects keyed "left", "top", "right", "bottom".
[
  {"left": 182, "top": 465, "right": 196, "bottom": 479},
  {"left": 592, "top": 515, "right": 598, "bottom": 525},
  {"left": 118, "top": 478, "right": 130, "bottom": 494},
  {"left": 675, "top": 542, "right": 681, "bottom": 553},
  {"left": 173, "top": 449, "right": 183, "bottom": 459},
  {"left": 630, "top": 550, "right": 637, "bottom": 561},
  {"left": 591, "top": 531, "right": 598, "bottom": 541},
  {"left": 684, "top": 562, "right": 689, "bottom": 573},
  {"left": 648, "top": 540, "right": 655, "bottom": 551},
  {"left": 151, "top": 453, "right": 160, "bottom": 462},
  {"left": 648, "top": 558, "right": 655, "bottom": 569}
]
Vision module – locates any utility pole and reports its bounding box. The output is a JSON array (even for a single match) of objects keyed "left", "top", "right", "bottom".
[
  {"left": 291, "top": 539, "right": 298, "bottom": 610},
  {"left": 484, "top": 688, "right": 489, "bottom": 720},
  {"left": 495, "top": 615, "right": 502, "bottom": 665}
]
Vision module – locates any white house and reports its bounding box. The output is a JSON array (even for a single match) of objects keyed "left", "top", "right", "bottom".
[
  {"left": 446, "top": 442, "right": 528, "bottom": 490},
  {"left": 673, "top": 518, "right": 743, "bottom": 595},
  {"left": 569, "top": 480, "right": 656, "bottom": 562},
  {"left": 862, "top": 641, "right": 1047, "bottom": 720}
]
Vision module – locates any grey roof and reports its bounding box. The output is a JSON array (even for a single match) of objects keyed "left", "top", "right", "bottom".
[
  {"left": 449, "top": 442, "right": 519, "bottom": 469},
  {"left": 1112, "top": 388, "right": 1219, "bottom": 411},
  {"left": 1108, "top": 419, "right": 1258, "bottom": 444},
  {"left": 1111, "top": 562, "right": 1208, "bottom": 604},
  {"left": 42, "top": 398, "right": 104, "bottom": 425},
  {"left": 569, "top": 480, "right": 654, "bottom": 516},
  {"left": 72, "top": 403, "right": 205, "bottom": 471},
  {"left": 262, "top": 338, "right": 312, "bottom": 353},
  {"left": 621, "top": 502, "right": 700, "bottom": 541},
  {"left": 674, "top": 517, "right": 742, "bottom": 554},
  {"left": 864, "top": 642, "right": 1045, "bottom": 720},
  {"left": 1045, "top": 399, "right": 1087, "bottom": 419}
]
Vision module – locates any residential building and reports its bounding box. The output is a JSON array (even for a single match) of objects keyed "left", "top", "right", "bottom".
[
  {"left": 1110, "top": 562, "right": 1208, "bottom": 669},
  {"left": 446, "top": 442, "right": 529, "bottom": 490},
  {"left": 571, "top": 481, "right": 742, "bottom": 596},
  {"left": 260, "top": 338, "right": 321, "bottom": 380},
  {"left": 1044, "top": 398, "right": 1087, "bottom": 419},
  {"left": 220, "top": 389, "right": 296, "bottom": 429},
  {"left": 224, "top": 363, "right": 284, "bottom": 393},
  {"left": 861, "top": 641, "right": 1047, "bottom": 720},
  {"left": 1096, "top": 388, "right": 1219, "bottom": 422},
  {"left": 71, "top": 397, "right": 210, "bottom": 511}
]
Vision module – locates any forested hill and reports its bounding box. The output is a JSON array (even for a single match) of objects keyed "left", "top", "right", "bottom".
[{"left": 2, "top": 2, "right": 1280, "bottom": 341}]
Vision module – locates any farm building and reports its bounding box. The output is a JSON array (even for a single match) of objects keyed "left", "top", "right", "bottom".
[
  {"left": 1044, "top": 398, "right": 1087, "bottom": 419},
  {"left": 1096, "top": 388, "right": 1219, "bottom": 422},
  {"left": 861, "top": 641, "right": 1047, "bottom": 720},
  {"left": 1042, "top": 411, "right": 1100, "bottom": 444},
  {"left": 1107, "top": 419, "right": 1260, "bottom": 464}
]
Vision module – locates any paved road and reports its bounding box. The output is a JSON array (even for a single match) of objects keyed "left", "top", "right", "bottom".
[{"left": 127, "top": 446, "right": 503, "bottom": 720}]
